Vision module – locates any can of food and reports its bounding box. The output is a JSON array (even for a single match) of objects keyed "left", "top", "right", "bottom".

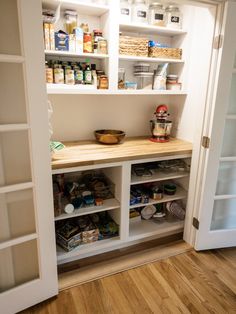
[
  {"left": 83, "top": 32, "right": 92, "bottom": 53},
  {"left": 54, "top": 67, "right": 64, "bottom": 84}
]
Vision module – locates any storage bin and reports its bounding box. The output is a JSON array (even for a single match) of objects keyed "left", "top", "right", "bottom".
[
  {"left": 148, "top": 47, "right": 182, "bottom": 59},
  {"left": 119, "top": 35, "right": 149, "bottom": 57}
]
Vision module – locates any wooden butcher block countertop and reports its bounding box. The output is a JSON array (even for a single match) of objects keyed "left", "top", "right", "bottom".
[{"left": 51, "top": 137, "right": 193, "bottom": 170}]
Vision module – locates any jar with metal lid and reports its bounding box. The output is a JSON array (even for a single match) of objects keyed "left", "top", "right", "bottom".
[
  {"left": 99, "top": 75, "right": 108, "bottom": 89},
  {"left": 165, "top": 5, "right": 182, "bottom": 29},
  {"left": 65, "top": 66, "right": 75, "bottom": 85},
  {"left": 148, "top": 2, "right": 165, "bottom": 26},
  {"left": 64, "top": 10, "right": 77, "bottom": 34},
  {"left": 120, "top": 0, "right": 132, "bottom": 23},
  {"left": 132, "top": 0, "right": 148, "bottom": 24},
  {"left": 54, "top": 65, "right": 64, "bottom": 84}
]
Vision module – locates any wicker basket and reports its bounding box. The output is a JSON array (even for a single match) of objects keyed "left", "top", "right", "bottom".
[
  {"left": 148, "top": 47, "right": 182, "bottom": 60},
  {"left": 119, "top": 35, "right": 149, "bottom": 57}
]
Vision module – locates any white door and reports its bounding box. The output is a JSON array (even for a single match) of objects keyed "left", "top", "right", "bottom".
[
  {"left": 195, "top": 1, "right": 236, "bottom": 250},
  {"left": 0, "top": 1, "right": 58, "bottom": 313}
]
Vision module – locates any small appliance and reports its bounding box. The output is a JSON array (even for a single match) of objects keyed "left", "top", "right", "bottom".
[{"left": 150, "top": 104, "right": 172, "bottom": 142}]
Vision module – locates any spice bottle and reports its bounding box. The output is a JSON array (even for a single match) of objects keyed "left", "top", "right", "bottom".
[
  {"left": 65, "top": 66, "right": 75, "bottom": 85},
  {"left": 165, "top": 5, "right": 182, "bottom": 29},
  {"left": 132, "top": 0, "right": 148, "bottom": 24},
  {"left": 54, "top": 64, "right": 64, "bottom": 84},
  {"left": 84, "top": 61, "right": 92, "bottom": 84}
]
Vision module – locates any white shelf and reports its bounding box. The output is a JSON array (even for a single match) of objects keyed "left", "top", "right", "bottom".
[
  {"left": 0, "top": 182, "right": 34, "bottom": 194},
  {"left": 131, "top": 171, "right": 189, "bottom": 185},
  {"left": 47, "top": 84, "right": 187, "bottom": 95},
  {"left": 130, "top": 186, "right": 187, "bottom": 209},
  {"left": 57, "top": 236, "right": 120, "bottom": 263},
  {"left": 0, "top": 233, "right": 38, "bottom": 250},
  {"left": 45, "top": 50, "right": 109, "bottom": 59},
  {"left": 0, "top": 124, "right": 29, "bottom": 132},
  {"left": 0, "top": 54, "right": 24, "bottom": 63},
  {"left": 120, "top": 23, "right": 187, "bottom": 36},
  {"left": 214, "top": 194, "right": 236, "bottom": 200},
  {"left": 55, "top": 198, "right": 120, "bottom": 221},
  {"left": 226, "top": 114, "right": 236, "bottom": 119},
  {"left": 119, "top": 55, "right": 184, "bottom": 64},
  {"left": 129, "top": 219, "right": 184, "bottom": 241},
  {"left": 42, "top": 0, "right": 109, "bottom": 16}
]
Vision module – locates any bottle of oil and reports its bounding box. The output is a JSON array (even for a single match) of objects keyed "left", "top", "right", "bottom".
[{"left": 84, "top": 59, "right": 92, "bottom": 85}]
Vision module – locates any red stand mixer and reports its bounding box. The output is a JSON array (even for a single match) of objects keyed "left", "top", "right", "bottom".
[{"left": 150, "top": 105, "right": 172, "bottom": 143}]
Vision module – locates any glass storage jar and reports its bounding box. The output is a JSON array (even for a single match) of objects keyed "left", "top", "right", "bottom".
[
  {"left": 165, "top": 5, "right": 182, "bottom": 29},
  {"left": 120, "top": 0, "right": 132, "bottom": 23},
  {"left": 132, "top": 0, "right": 148, "bottom": 24},
  {"left": 148, "top": 2, "right": 165, "bottom": 26}
]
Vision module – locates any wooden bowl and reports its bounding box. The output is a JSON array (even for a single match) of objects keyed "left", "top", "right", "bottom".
[{"left": 94, "top": 130, "right": 126, "bottom": 145}]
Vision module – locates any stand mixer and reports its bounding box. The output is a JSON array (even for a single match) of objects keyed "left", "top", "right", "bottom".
[{"left": 150, "top": 105, "right": 172, "bottom": 143}]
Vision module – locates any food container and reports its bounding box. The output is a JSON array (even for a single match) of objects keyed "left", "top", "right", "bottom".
[
  {"left": 99, "top": 75, "right": 108, "bottom": 89},
  {"left": 56, "top": 222, "right": 82, "bottom": 252},
  {"left": 141, "top": 205, "right": 156, "bottom": 220},
  {"left": 83, "top": 32, "right": 92, "bottom": 53},
  {"left": 118, "top": 68, "right": 125, "bottom": 89},
  {"left": 164, "top": 183, "right": 177, "bottom": 195},
  {"left": 166, "top": 201, "right": 185, "bottom": 220},
  {"left": 54, "top": 66, "right": 64, "bottom": 84},
  {"left": 98, "top": 39, "right": 108, "bottom": 54},
  {"left": 148, "top": 2, "right": 165, "bottom": 26},
  {"left": 133, "top": 63, "right": 150, "bottom": 73},
  {"left": 64, "top": 10, "right": 77, "bottom": 34},
  {"left": 152, "top": 187, "right": 163, "bottom": 200},
  {"left": 134, "top": 72, "right": 153, "bottom": 90},
  {"left": 165, "top": 5, "right": 182, "bottom": 29},
  {"left": 125, "top": 82, "right": 137, "bottom": 90},
  {"left": 166, "top": 82, "right": 182, "bottom": 91},
  {"left": 55, "top": 30, "right": 69, "bottom": 51},
  {"left": 132, "top": 0, "right": 148, "bottom": 24},
  {"left": 94, "top": 129, "right": 126, "bottom": 144},
  {"left": 120, "top": 0, "right": 132, "bottom": 23}
]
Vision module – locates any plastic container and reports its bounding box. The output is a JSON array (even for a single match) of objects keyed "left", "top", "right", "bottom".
[
  {"left": 64, "top": 10, "right": 77, "bottom": 34},
  {"left": 165, "top": 5, "right": 182, "bottom": 29},
  {"left": 133, "top": 63, "right": 150, "bottom": 73},
  {"left": 134, "top": 72, "right": 153, "bottom": 90},
  {"left": 120, "top": 0, "right": 132, "bottom": 23},
  {"left": 148, "top": 2, "right": 165, "bottom": 26},
  {"left": 132, "top": 0, "right": 148, "bottom": 24}
]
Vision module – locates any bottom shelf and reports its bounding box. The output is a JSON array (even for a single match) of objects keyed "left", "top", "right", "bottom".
[
  {"left": 57, "top": 236, "right": 120, "bottom": 264},
  {"left": 129, "top": 219, "right": 184, "bottom": 241}
]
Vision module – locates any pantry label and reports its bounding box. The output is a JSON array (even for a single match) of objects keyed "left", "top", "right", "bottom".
[
  {"left": 137, "top": 10, "right": 147, "bottom": 18},
  {"left": 121, "top": 8, "right": 130, "bottom": 15},
  {"left": 154, "top": 13, "right": 164, "bottom": 21},
  {"left": 171, "top": 16, "right": 180, "bottom": 23}
]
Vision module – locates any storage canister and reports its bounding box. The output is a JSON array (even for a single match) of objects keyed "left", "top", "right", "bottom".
[
  {"left": 132, "top": 0, "right": 148, "bottom": 24},
  {"left": 165, "top": 5, "right": 182, "bottom": 29},
  {"left": 148, "top": 2, "right": 165, "bottom": 26},
  {"left": 134, "top": 72, "right": 153, "bottom": 90},
  {"left": 120, "top": 0, "right": 132, "bottom": 23}
]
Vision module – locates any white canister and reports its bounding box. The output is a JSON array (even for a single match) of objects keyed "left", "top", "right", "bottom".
[
  {"left": 120, "top": 0, "right": 132, "bottom": 23},
  {"left": 132, "top": 0, "right": 148, "bottom": 24},
  {"left": 165, "top": 5, "right": 182, "bottom": 29}
]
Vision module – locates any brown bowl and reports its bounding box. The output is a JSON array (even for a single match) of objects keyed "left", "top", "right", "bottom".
[{"left": 94, "top": 130, "right": 126, "bottom": 145}]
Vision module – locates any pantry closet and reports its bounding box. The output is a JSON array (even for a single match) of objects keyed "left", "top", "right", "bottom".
[{"left": 0, "top": 0, "right": 236, "bottom": 313}]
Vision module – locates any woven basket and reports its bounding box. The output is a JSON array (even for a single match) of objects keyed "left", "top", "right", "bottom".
[
  {"left": 119, "top": 36, "right": 149, "bottom": 57},
  {"left": 148, "top": 47, "right": 182, "bottom": 59}
]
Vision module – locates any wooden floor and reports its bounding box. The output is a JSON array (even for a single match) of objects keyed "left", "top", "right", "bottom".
[{"left": 21, "top": 247, "right": 236, "bottom": 314}]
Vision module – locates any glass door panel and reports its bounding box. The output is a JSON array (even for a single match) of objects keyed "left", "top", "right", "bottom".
[
  {"left": 216, "top": 161, "right": 236, "bottom": 195},
  {"left": 211, "top": 199, "right": 236, "bottom": 230},
  {"left": 0, "top": 131, "right": 32, "bottom": 186},
  {"left": 0, "top": 239, "right": 39, "bottom": 293},
  {"left": 227, "top": 74, "right": 236, "bottom": 115},
  {"left": 0, "top": 189, "right": 36, "bottom": 242},
  {"left": 0, "top": 63, "right": 27, "bottom": 124},
  {"left": 220, "top": 119, "right": 236, "bottom": 157},
  {"left": 0, "top": 0, "right": 21, "bottom": 55}
]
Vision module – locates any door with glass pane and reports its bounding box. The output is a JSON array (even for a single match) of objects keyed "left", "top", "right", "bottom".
[
  {"left": 0, "top": 1, "right": 58, "bottom": 313},
  {"left": 195, "top": 1, "right": 236, "bottom": 250}
]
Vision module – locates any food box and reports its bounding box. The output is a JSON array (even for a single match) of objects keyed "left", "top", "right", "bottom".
[
  {"left": 49, "top": 23, "right": 55, "bottom": 50},
  {"left": 43, "top": 23, "right": 50, "bottom": 50},
  {"left": 56, "top": 221, "right": 82, "bottom": 252},
  {"left": 55, "top": 30, "right": 69, "bottom": 51},
  {"left": 74, "top": 27, "right": 83, "bottom": 54}
]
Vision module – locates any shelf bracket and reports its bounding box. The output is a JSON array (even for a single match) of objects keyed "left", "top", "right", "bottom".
[
  {"left": 202, "top": 136, "right": 210, "bottom": 149},
  {"left": 192, "top": 217, "right": 199, "bottom": 230}
]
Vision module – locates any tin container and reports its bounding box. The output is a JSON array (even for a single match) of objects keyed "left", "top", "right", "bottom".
[
  {"left": 83, "top": 32, "right": 92, "bottom": 53},
  {"left": 148, "top": 2, "right": 165, "bottom": 26}
]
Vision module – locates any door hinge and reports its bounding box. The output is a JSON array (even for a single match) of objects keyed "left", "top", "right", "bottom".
[
  {"left": 213, "top": 35, "right": 223, "bottom": 49},
  {"left": 202, "top": 136, "right": 210, "bottom": 149},
  {"left": 192, "top": 217, "right": 199, "bottom": 230}
]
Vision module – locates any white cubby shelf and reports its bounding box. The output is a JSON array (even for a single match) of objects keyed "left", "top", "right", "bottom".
[
  {"left": 119, "top": 23, "right": 187, "bottom": 36},
  {"left": 119, "top": 55, "right": 184, "bottom": 64},
  {"left": 131, "top": 171, "right": 189, "bottom": 185},
  {"left": 45, "top": 50, "right": 109, "bottom": 59}
]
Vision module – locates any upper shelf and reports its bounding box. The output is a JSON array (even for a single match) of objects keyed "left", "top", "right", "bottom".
[
  {"left": 42, "top": 0, "right": 109, "bottom": 16},
  {"left": 51, "top": 137, "right": 193, "bottom": 172},
  {"left": 45, "top": 50, "right": 109, "bottom": 59},
  {"left": 119, "top": 23, "right": 187, "bottom": 36},
  {"left": 0, "top": 54, "right": 24, "bottom": 63},
  {"left": 119, "top": 55, "right": 184, "bottom": 64}
]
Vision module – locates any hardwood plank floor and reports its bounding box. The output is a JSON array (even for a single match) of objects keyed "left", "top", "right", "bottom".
[{"left": 21, "top": 248, "right": 236, "bottom": 314}]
